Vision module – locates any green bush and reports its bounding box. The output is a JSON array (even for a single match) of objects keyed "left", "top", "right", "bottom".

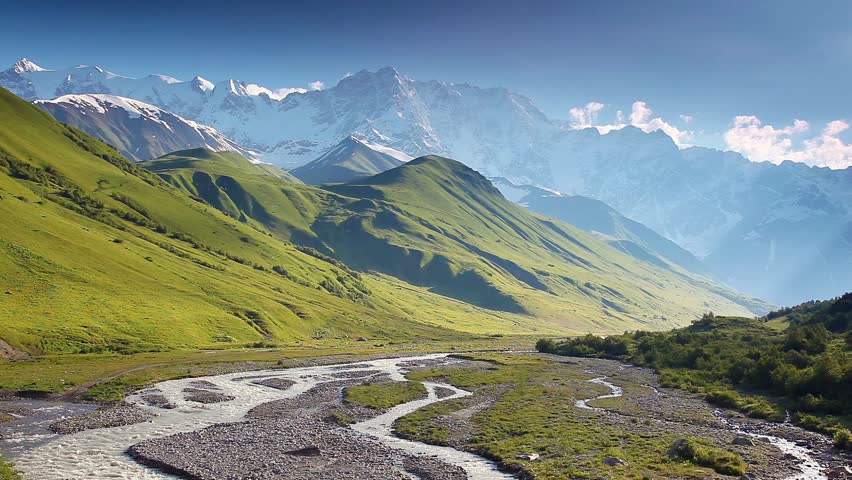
[
  {"left": 535, "top": 338, "right": 556, "bottom": 353},
  {"left": 834, "top": 428, "right": 851, "bottom": 449},
  {"left": 672, "top": 438, "right": 745, "bottom": 476}
]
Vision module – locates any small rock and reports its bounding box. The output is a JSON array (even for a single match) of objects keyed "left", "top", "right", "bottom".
[
  {"left": 515, "top": 453, "right": 540, "bottom": 461},
  {"left": 732, "top": 435, "right": 755, "bottom": 446},
  {"left": 355, "top": 336, "right": 368, "bottom": 342},
  {"left": 827, "top": 466, "right": 852, "bottom": 480},
  {"left": 283, "top": 446, "right": 321, "bottom": 456},
  {"left": 602, "top": 456, "right": 628, "bottom": 466}
]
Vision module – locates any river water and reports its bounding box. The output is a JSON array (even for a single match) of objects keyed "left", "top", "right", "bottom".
[{"left": 0, "top": 354, "right": 512, "bottom": 479}]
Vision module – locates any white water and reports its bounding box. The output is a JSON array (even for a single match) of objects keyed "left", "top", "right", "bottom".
[
  {"left": 573, "top": 376, "right": 623, "bottom": 410},
  {"left": 576, "top": 374, "right": 827, "bottom": 480},
  {"left": 1, "top": 354, "right": 512, "bottom": 479},
  {"left": 713, "top": 410, "right": 826, "bottom": 480},
  {"left": 351, "top": 381, "right": 515, "bottom": 479}
]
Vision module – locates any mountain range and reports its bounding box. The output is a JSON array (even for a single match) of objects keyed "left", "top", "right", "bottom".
[
  {"left": 2, "top": 57, "right": 849, "bottom": 305},
  {"left": 0, "top": 85, "right": 769, "bottom": 356}
]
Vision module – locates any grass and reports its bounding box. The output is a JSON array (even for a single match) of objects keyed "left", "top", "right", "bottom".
[
  {"left": 0, "top": 457, "right": 21, "bottom": 480},
  {"left": 399, "top": 353, "right": 745, "bottom": 479},
  {"left": 669, "top": 438, "right": 746, "bottom": 476},
  {"left": 542, "top": 308, "right": 852, "bottom": 440},
  {"left": 0, "top": 336, "right": 536, "bottom": 400},
  {"left": 344, "top": 381, "right": 427, "bottom": 409}
]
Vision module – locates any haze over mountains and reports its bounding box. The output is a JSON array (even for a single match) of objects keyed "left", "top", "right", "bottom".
[{"left": 2, "top": 57, "right": 849, "bottom": 306}]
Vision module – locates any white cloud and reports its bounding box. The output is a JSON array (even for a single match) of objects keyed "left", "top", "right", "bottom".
[
  {"left": 309, "top": 80, "right": 325, "bottom": 91},
  {"left": 680, "top": 114, "right": 693, "bottom": 123},
  {"left": 244, "top": 84, "right": 307, "bottom": 100},
  {"left": 568, "top": 100, "right": 693, "bottom": 147},
  {"left": 568, "top": 102, "right": 605, "bottom": 127},
  {"left": 629, "top": 101, "right": 652, "bottom": 125},
  {"left": 631, "top": 101, "right": 693, "bottom": 147},
  {"left": 723, "top": 116, "right": 852, "bottom": 169}
]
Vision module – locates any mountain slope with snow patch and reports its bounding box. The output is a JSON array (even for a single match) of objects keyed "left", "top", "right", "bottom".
[{"left": 35, "top": 94, "right": 256, "bottom": 161}]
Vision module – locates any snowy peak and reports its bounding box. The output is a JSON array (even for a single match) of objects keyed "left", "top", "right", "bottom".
[
  {"left": 290, "top": 135, "right": 407, "bottom": 184},
  {"left": 347, "top": 135, "right": 413, "bottom": 162},
  {"left": 35, "top": 93, "right": 254, "bottom": 162},
  {"left": 10, "top": 57, "right": 47, "bottom": 73},
  {"left": 191, "top": 76, "right": 215, "bottom": 93}
]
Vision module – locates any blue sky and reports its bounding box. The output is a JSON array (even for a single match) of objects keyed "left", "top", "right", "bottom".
[{"left": 3, "top": 0, "right": 851, "bottom": 165}]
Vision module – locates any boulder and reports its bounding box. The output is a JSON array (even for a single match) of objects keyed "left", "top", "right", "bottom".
[
  {"left": 732, "top": 435, "right": 755, "bottom": 446},
  {"left": 515, "top": 453, "right": 540, "bottom": 461},
  {"left": 602, "top": 456, "right": 628, "bottom": 466},
  {"left": 827, "top": 466, "right": 852, "bottom": 480}
]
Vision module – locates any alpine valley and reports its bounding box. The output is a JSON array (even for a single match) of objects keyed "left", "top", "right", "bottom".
[
  {"left": 1, "top": 43, "right": 851, "bottom": 480},
  {"left": 3, "top": 58, "right": 849, "bottom": 306}
]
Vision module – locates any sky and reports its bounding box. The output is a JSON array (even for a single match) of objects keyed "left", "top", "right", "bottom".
[{"left": 2, "top": 0, "right": 851, "bottom": 167}]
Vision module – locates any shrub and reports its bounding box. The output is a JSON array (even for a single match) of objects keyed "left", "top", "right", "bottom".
[
  {"left": 671, "top": 438, "right": 745, "bottom": 476},
  {"left": 834, "top": 428, "right": 851, "bottom": 449},
  {"left": 536, "top": 338, "right": 557, "bottom": 353}
]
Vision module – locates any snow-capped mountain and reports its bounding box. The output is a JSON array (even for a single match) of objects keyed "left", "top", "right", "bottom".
[
  {"left": 34, "top": 94, "right": 254, "bottom": 161},
  {"left": 0, "top": 59, "right": 554, "bottom": 176},
  {"left": 3, "top": 57, "right": 850, "bottom": 305},
  {"left": 290, "top": 135, "right": 409, "bottom": 184}
]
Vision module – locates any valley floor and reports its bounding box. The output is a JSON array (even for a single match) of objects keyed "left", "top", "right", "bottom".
[{"left": 1, "top": 351, "right": 848, "bottom": 479}]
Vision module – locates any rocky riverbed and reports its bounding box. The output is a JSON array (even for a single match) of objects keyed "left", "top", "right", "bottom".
[
  {"left": 0, "top": 354, "right": 509, "bottom": 479},
  {"left": 0, "top": 353, "right": 848, "bottom": 479}
]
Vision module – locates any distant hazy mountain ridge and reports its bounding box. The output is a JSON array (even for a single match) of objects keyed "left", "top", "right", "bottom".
[{"left": 491, "top": 177, "right": 707, "bottom": 275}]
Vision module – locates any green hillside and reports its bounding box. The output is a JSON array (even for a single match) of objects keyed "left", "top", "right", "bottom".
[
  {"left": 0, "top": 86, "right": 555, "bottom": 356},
  {"left": 145, "top": 149, "right": 769, "bottom": 333},
  {"left": 290, "top": 136, "right": 405, "bottom": 185},
  {"left": 539, "top": 293, "right": 852, "bottom": 443}
]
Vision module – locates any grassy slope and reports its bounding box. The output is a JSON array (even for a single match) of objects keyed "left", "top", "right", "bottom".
[
  {"left": 147, "top": 150, "right": 768, "bottom": 334},
  {"left": 0, "top": 87, "right": 557, "bottom": 357}
]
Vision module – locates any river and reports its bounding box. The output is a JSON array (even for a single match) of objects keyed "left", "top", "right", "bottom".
[{"left": 0, "top": 354, "right": 512, "bottom": 479}]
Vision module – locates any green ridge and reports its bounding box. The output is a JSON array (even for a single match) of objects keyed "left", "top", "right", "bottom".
[
  {"left": 0, "top": 86, "right": 553, "bottom": 356},
  {"left": 145, "top": 149, "right": 770, "bottom": 333}
]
